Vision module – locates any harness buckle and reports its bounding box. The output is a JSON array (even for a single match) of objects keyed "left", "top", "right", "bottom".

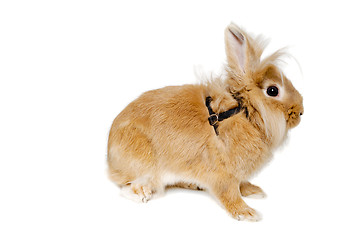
[{"left": 208, "top": 114, "right": 219, "bottom": 126}]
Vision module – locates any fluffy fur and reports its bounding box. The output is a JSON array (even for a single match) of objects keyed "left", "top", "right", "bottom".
[{"left": 107, "top": 23, "right": 303, "bottom": 221}]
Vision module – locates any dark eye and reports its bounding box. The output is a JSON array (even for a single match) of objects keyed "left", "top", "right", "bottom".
[{"left": 266, "top": 86, "right": 279, "bottom": 97}]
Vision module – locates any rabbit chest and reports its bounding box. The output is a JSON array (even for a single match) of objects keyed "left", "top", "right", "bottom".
[{"left": 214, "top": 115, "right": 273, "bottom": 180}]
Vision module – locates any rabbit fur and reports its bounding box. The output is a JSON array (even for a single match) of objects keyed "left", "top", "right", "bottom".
[{"left": 107, "top": 23, "right": 303, "bottom": 221}]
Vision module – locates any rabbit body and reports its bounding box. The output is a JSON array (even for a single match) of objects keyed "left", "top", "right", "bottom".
[{"left": 107, "top": 23, "right": 303, "bottom": 221}]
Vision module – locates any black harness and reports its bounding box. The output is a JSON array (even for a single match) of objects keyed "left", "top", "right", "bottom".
[{"left": 206, "top": 96, "right": 248, "bottom": 135}]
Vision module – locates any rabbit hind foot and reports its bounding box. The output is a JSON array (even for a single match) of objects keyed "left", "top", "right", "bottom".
[{"left": 118, "top": 177, "right": 159, "bottom": 203}]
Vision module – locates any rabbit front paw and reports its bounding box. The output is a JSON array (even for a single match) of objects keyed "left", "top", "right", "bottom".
[
  {"left": 236, "top": 206, "right": 262, "bottom": 221},
  {"left": 240, "top": 182, "right": 266, "bottom": 199}
]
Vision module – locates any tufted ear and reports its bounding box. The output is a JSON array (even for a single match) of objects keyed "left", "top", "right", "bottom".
[{"left": 225, "top": 23, "right": 248, "bottom": 75}]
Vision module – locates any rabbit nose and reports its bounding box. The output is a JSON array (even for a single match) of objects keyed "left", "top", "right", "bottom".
[{"left": 287, "top": 106, "right": 303, "bottom": 119}]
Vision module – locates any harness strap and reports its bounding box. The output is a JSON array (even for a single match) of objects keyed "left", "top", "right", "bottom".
[{"left": 205, "top": 96, "right": 248, "bottom": 135}]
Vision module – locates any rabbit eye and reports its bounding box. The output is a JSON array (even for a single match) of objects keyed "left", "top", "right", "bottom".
[{"left": 266, "top": 86, "right": 279, "bottom": 97}]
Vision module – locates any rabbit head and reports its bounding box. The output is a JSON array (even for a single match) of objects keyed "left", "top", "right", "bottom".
[{"left": 224, "top": 23, "right": 303, "bottom": 145}]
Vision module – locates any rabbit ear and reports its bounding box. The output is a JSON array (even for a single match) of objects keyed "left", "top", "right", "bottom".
[{"left": 225, "top": 23, "right": 248, "bottom": 74}]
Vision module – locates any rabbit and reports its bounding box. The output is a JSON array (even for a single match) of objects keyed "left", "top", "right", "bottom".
[{"left": 107, "top": 23, "right": 303, "bottom": 221}]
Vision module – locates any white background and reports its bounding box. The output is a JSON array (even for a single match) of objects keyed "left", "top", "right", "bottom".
[{"left": 1, "top": 0, "right": 360, "bottom": 239}]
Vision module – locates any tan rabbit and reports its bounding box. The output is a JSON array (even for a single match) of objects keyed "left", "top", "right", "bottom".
[{"left": 107, "top": 23, "right": 303, "bottom": 221}]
